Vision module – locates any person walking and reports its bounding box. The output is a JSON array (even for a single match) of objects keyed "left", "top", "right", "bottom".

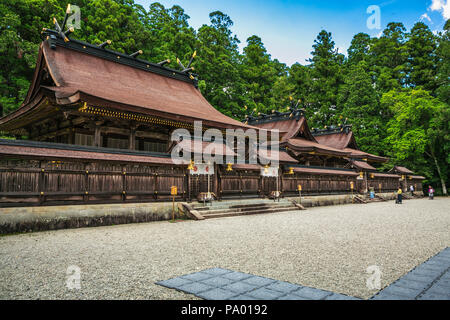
[
  {"left": 428, "top": 185, "right": 434, "bottom": 200},
  {"left": 410, "top": 185, "right": 414, "bottom": 196},
  {"left": 396, "top": 187, "right": 403, "bottom": 204}
]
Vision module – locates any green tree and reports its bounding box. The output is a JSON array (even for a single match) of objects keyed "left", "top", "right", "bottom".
[
  {"left": 338, "top": 61, "right": 385, "bottom": 156},
  {"left": 383, "top": 88, "right": 449, "bottom": 195},
  {"left": 195, "top": 11, "right": 244, "bottom": 118},
  {"left": 407, "top": 22, "right": 437, "bottom": 91},
  {"left": 436, "top": 19, "right": 450, "bottom": 104},
  {"left": 370, "top": 22, "right": 409, "bottom": 92},
  {"left": 0, "top": 0, "right": 63, "bottom": 116},
  {"left": 306, "top": 30, "right": 344, "bottom": 127},
  {"left": 240, "top": 35, "right": 280, "bottom": 114}
]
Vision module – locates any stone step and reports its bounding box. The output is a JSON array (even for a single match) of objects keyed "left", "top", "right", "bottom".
[
  {"left": 202, "top": 206, "right": 301, "bottom": 219},
  {"left": 199, "top": 204, "right": 296, "bottom": 215},
  {"left": 192, "top": 201, "right": 292, "bottom": 211}
]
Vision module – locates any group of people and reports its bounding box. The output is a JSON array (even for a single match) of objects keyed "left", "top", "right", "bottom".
[{"left": 395, "top": 185, "right": 434, "bottom": 204}]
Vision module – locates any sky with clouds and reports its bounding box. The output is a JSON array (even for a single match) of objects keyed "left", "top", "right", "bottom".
[{"left": 135, "top": 0, "right": 450, "bottom": 66}]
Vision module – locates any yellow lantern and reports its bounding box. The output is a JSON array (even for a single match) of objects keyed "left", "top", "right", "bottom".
[
  {"left": 288, "top": 167, "right": 294, "bottom": 175},
  {"left": 226, "top": 163, "right": 233, "bottom": 172},
  {"left": 370, "top": 173, "right": 374, "bottom": 179},
  {"left": 359, "top": 172, "right": 364, "bottom": 178},
  {"left": 187, "top": 160, "right": 194, "bottom": 171}
]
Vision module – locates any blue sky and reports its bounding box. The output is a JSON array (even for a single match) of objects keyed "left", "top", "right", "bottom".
[{"left": 135, "top": 0, "right": 449, "bottom": 66}]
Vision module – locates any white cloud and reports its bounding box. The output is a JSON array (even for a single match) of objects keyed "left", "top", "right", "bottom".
[
  {"left": 420, "top": 13, "right": 432, "bottom": 23},
  {"left": 429, "top": 0, "right": 450, "bottom": 20}
]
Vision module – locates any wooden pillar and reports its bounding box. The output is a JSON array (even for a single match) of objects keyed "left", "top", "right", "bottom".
[
  {"left": 94, "top": 125, "right": 101, "bottom": 147},
  {"left": 129, "top": 126, "right": 136, "bottom": 150},
  {"left": 68, "top": 128, "right": 75, "bottom": 144}
]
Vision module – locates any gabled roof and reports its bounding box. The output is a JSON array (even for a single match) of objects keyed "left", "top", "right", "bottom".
[
  {"left": 0, "top": 34, "right": 254, "bottom": 132},
  {"left": 250, "top": 115, "right": 315, "bottom": 142},
  {"left": 312, "top": 127, "right": 388, "bottom": 163},
  {"left": 349, "top": 160, "right": 377, "bottom": 171},
  {"left": 248, "top": 112, "right": 350, "bottom": 158},
  {"left": 285, "top": 138, "right": 351, "bottom": 157},
  {"left": 389, "top": 166, "right": 414, "bottom": 175},
  {"left": 314, "top": 131, "right": 358, "bottom": 150}
]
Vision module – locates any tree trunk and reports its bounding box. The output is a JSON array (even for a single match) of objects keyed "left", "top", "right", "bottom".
[{"left": 431, "top": 150, "right": 447, "bottom": 195}]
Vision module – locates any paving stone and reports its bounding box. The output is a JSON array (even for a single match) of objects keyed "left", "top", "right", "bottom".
[
  {"left": 177, "top": 282, "right": 215, "bottom": 295},
  {"left": 379, "top": 284, "right": 421, "bottom": 299},
  {"left": 277, "top": 294, "right": 310, "bottom": 300},
  {"left": 180, "top": 271, "right": 214, "bottom": 282},
  {"left": 229, "top": 295, "right": 258, "bottom": 300},
  {"left": 393, "top": 278, "right": 431, "bottom": 291},
  {"left": 420, "top": 261, "right": 448, "bottom": 272},
  {"left": 200, "top": 276, "right": 235, "bottom": 287},
  {"left": 434, "top": 278, "right": 450, "bottom": 288},
  {"left": 371, "top": 291, "right": 410, "bottom": 300},
  {"left": 203, "top": 268, "right": 233, "bottom": 276},
  {"left": 247, "top": 287, "right": 285, "bottom": 300},
  {"left": 440, "top": 271, "right": 450, "bottom": 281},
  {"left": 418, "top": 291, "right": 450, "bottom": 300},
  {"left": 425, "top": 284, "right": 450, "bottom": 295},
  {"left": 409, "top": 266, "right": 443, "bottom": 277},
  {"left": 222, "top": 271, "right": 252, "bottom": 281},
  {"left": 401, "top": 272, "right": 437, "bottom": 284},
  {"left": 292, "top": 287, "right": 333, "bottom": 300},
  {"left": 156, "top": 277, "right": 193, "bottom": 289},
  {"left": 325, "top": 293, "right": 361, "bottom": 300},
  {"left": 197, "top": 288, "right": 238, "bottom": 300},
  {"left": 223, "top": 281, "right": 260, "bottom": 294},
  {"left": 265, "top": 281, "right": 302, "bottom": 293},
  {"left": 242, "top": 276, "right": 277, "bottom": 287}
]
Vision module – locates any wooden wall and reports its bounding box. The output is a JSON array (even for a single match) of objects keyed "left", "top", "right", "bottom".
[
  {"left": 0, "top": 158, "right": 409, "bottom": 207},
  {"left": 0, "top": 158, "right": 187, "bottom": 207}
]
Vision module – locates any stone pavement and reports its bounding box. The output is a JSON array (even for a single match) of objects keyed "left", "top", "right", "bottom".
[
  {"left": 156, "top": 268, "right": 359, "bottom": 300},
  {"left": 156, "top": 247, "right": 450, "bottom": 300},
  {"left": 371, "top": 247, "right": 450, "bottom": 300}
]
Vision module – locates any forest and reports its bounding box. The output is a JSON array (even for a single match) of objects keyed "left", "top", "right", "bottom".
[{"left": 0, "top": 0, "right": 448, "bottom": 194}]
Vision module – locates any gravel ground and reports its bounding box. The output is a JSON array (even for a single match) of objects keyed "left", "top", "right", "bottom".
[{"left": 0, "top": 198, "right": 449, "bottom": 300}]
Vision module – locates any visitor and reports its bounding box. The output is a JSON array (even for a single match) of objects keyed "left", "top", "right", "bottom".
[
  {"left": 428, "top": 186, "right": 434, "bottom": 200},
  {"left": 396, "top": 187, "right": 402, "bottom": 204},
  {"left": 410, "top": 185, "right": 414, "bottom": 196}
]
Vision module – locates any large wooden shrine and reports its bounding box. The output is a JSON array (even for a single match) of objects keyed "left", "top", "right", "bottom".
[{"left": 0, "top": 21, "right": 424, "bottom": 207}]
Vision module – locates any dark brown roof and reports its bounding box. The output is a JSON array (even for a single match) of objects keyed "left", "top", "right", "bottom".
[
  {"left": 292, "top": 167, "right": 359, "bottom": 176},
  {"left": 0, "top": 40, "right": 254, "bottom": 131},
  {"left": 259, "top": 148, "right": 299, "bottom": 164},
  {"left": 252, "top": 117, "right": 315, "bottom": 142},
  {"left": 411, "top": 175, "right": 425, "bottom": 180},
  {"left": 314, "top": 131, "right": 358, "bottom": 150},
  {"left": 351, "top": 160, "right": 377, "bottom": 171},
  {"left": 342, "top": 148, "right": 388, "bottom": 163},
  {"left": 0, "top": 141, "right": 177, "bottom": 165},
  {"left": 285, "top": 138, "right": 351, "bottom": 157},
  {"left": 169, "top": 139, "right": 236, "bottom": 157},
  {"left": 390, "top": 166, "right": 414, "bottom": 174}
]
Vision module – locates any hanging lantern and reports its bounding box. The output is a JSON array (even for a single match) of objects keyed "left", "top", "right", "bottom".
[
  {"left": 359, "top": 172, "right": 364, "bottom": 178},
  {"left": 226, "top": 163, "right": 233, "bottom": 172},
  {"left": 187, "top": 160, "right": 194, "bottom": 171},
  {"left": 288, "top": 167, "right": 294, "bottom": 175},
  {"left": 370, "top": 173, "right": 374, "bottom": 179}
]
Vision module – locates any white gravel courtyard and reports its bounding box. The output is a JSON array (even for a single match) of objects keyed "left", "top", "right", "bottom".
[{"left": 0, "top": 198, "right": 449, "bottom": 300}]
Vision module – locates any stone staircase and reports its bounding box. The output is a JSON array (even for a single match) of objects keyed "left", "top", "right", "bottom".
[{"left": 185, "top": 199, "right": 304, "bottom": 220}]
